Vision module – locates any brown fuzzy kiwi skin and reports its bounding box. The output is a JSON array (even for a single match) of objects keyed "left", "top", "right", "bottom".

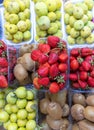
[
  {"left": 62, "top": 104, "right": 70, "bottom": 117},
  {"left": 72, "top": 124, "right": 80, "bottom": 130},
  {"left": 86, "top": 95, "right": 94, "bottom": 106}
]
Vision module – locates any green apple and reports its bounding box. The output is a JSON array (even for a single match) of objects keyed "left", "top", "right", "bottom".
[
  {"left": 0, "top": 99, "right": 5, "bottom": 109},
  {"left": 0, "top": 92, "right": 5, "bottom": 99},
  {"left": 70, "top": 28, "right": 79, "bottom": 38},
  {"left": 0, "top": 111, "right": 9, "bottom": 123},
  {"left": 6, "top": 92, "right": 17, "bottom": 105},
  {"left": 37, "top": 16, "right": 50, "bottom": 30},
  {"left": 17, "top": 109, "right": 27, "bottom": 120},
  {"left": 5, "top": 104, "right": 12, "bottom": 114},
  {"left": 47, "top": 22, "right": 58, "bottom": 34},
  {"left": 27, "top": 111, "right": 36, "bottom": 120},
  {"left": 86, "top": 34, "right": 94, "bottom": 44},
  {"left": 17, "top": 21, "right": 27, "bottom": 32},
  {"left": 73, "top": 7, "right": 84, "bottom": 19},
  {"left": 13, "top": 31, "right": 23, "bottom": 42},
  {"left": 5, "top": 31, "right": 13, "bottom": 40},
  {"left": 17, "top": 0, "right": 26, "bottom": 11},
  {"left": 55, "top": 0, "right": 62, "bottom": 10},
  {"left": 4, "top": 11, "right": 10, "bottom": 21},
  {"left": 84, "top": 0, "right": 94, "bottom": 10},
  {"left": 81, "top": 26, "right": 91, "bottom": 38},
  {"left": 26, "top": 19, "right": 31, "bottom": 30},
  {"left": 45, "top": 0, "right": 57, "bottom": 12},
  {"left": 7, "top": 1, "right": 20, "bottom": 14},
  {"left": 23, "top": 31, "right": 31, "bottom": 40},
  {"left": 48, "top": 12, "right": 56, "bottom": 22},
  {"left": 3, "top": 120, "right": 11, "bottom": 129},
  {"left": 64, "top": 3, "right": 74, "bottom": 15},
  {"left": 17, "top": 119, "right": 27, "bottom": 127},
  {"left": 53, "top": 30, "right": 63, "bottom": 38},
  {"left": 67, "top": 35, "right": 75, "bottom": 45},
  {"left": 69, "top": 16, "right": 76, "bottom": 27},
  {"left": 55, "top": 11, "right": 61, "bottom": 20},
  {"left": 64, "top": 13, "right": 70, "bottom": 25},
  {"left": 26, "top": 101, "right": 36, "bottom": 112},
  {"left": 24, "top": 9, "right": 31, "bottom": 19},
  {"left": 35, "top": 2, "right": 48, "bottom": 16},
  {"left": 7, "top": 24, "right": 18, "bottom": 34},
  {"left": 8, "top": 123, "right": 18, "bottom": 130},
  {"left": 87, "top": 21, "right": 94, "bottom": 31},
  {"left": 10, "top": 114, "right": 17, "bottom": 123},
  {"left": 55, "top": 21, "right": 61, "bottom": 29},
  {"left": 37, "top": 30, "right": 47, "bottom": 37},
  {"left": 74, "top": 20, "right": 84, "bottom": 30},
  {"left": 82, "top": 15, "right": 88, "bottom": 25},
  {"left": 87, "top": 11, "right": 93, "bottom": 21},
  {"left": 8, "top": 14, "right": 19, "bottom": 24},
  {"left": 18, "top": 12, "right": 26, "bottom": 21},
  {"left": 26, "top": 120, "right": 36, "bottom": 130},
  {"left": 15, "top": 87, "right": 27, "bottom": 99},
  {"left": 17, "top": 127, "right": 26, "bottom": 130},
  {"left": 23, "top": 0, "right": 30, "bottom": 8},
  {"left": 66, "top": 25, "right": 71, "bottom": 35},
  {"left": 76, "top": 36, "right": 85, "bottom": 44},
  {"left": 16, "top": 99, "right": 27, "bottom": 109},
  {"left": 11, "top": 105, "right": 18, "bottom": 113},
  {"left": 76, "top": 3, "right": 88, "bottom": 14},
  {"left": 26, "top": 90, "right": 34, "bottom": 100}
]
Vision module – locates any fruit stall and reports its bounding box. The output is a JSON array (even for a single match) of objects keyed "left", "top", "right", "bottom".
[{"left": 0, "top": 0, "right": 94, "bottom": 130}]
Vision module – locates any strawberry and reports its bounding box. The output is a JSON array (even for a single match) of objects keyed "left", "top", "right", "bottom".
[
  {"left": 81, "top": 47, "right": 92, "bottom": 57},
  {"left": 58, "top": 63, "right": 67, "bottom": 72},
  {"left": 60, "top": 73, "right": 67, "bottom": 81},
  {"left": 49, "top": 82, "right": 60, "bottom": 93},
  {"left": 38, "top": 43, "right": 50, "bottom": 54},
  {"left": 88, "top": 77, "right": 94, "bottom": 87},
  {"left": 72, "top": 82, "right": 80, "bottom": 89},
  {"left": 47, "top": 36, "right": 60, "bottom": 48},
  {"left": 51, "top": 48, "right": 61, "bottom": 54},
  {"left": 82, "top": 61, "right": 91, "bottom": 71},
  {"left": 59, "top": 53, "right": 68, "bottom": 63},
  {"left": 0, "top": 40, "right": 7, "bottom": 51},
  {"left": 31, "top": 50, "right": 42, "bottom": 61},
  {"left": 0, "top": 58, "right": 8, "bottom": 67},
  {"left": 38, "top": 54, "right": 48, "bottom": 64},
  {"left": 70, "top": 48, "right": 80, "bottom": 57},
  {"left": 0, "top": 67, "right": 8, "bottom": 75},
  {"left": 85, "top": 55, "right": 93, "bottom": 63},
  {"left": 38, "top": 77, "right": 50, "bottom": 86},
  {"left": 70, "top": 59, "right": 79, "bottom": 71},
  {"left": 48, "top": 52, "right": 58, "bottom": 65},
  {"left": 38, "top": 65, "right": 49, "bottom": 77},
  {"left": 79, "top": 71, "right": 88, "bottom": 81},
  {"left": 79, "top": 66, "right": 84, "bottom": 71},
  {"left": 78, "top": 80, "right": 87, "bottom": 89},
  {"left": 69, "top": 74, "right": 78, "bottom": 81},
  {"left": 33, "top": 77, "right": 40, "bottom": 89},
  {"left": 90, "top": 70, "right": 94, "bottom": 78},
  {"left": 49, "top": 64, "right": 59, "bottom": 78},
  {"left": 0, "top": 75, "right": 8, "bottom": 88}
]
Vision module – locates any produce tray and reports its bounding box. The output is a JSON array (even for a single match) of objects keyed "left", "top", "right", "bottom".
[
  {"left": 0, "top": 1, "right": 34, "bottom": 46},
  {"left": 63, "top": 0, "right": 94, "bottom": 48},
  {"left": 33, "top": 0, "right": 65, "bottom": 42}
]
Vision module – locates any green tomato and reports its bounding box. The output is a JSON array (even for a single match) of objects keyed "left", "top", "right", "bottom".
[
  {"left": 11, "top": 105, "right": 18, "bottom": 113},
  {"left": 17, "top": 119, "right": 27, "bottom": 127},
  {"left": 26, "top": 120, "right": 36, "bottom": 130},
  {"left": 18, "top": 127, "right": 26, "bottom": 130},
  {"left": 16, "top": 99, "right": 27, "bottom": 109},
  {"left": 0, "top": 111, "right": 9, "bottom": 123},
  {"left": 26, "top": 90, "right": 34, "bottom": 100},
  {"left": 5, "top": 104, "right": 12, "bottom": 114},
  {"left": 6, "top": 92, "right": 17, "bottom": 104},
  {"left": 0, "top": 99, "right": 5, "bottom": 108},
  {"left": 8, "top": 123, "right": 18, "bottom": 130},
  {"left": 3, "top": 120, "right": 11, "bottom": 129},
  {"left": 17, "top": 109, "right": 27, "bottom": 119},
  {"left": 10, "top": 114, "right": 17, "bottom": 123},
  {"left": 15, "top": 87, "right": 27, "bottom": 99},
  {"left": 27, "top": 111, "right": 36, "bottom": 120}
]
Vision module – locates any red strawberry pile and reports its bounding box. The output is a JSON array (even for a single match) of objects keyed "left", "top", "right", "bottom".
[
  {"left": 31, "top": 36, "right": 68, "bottom": 93},
  {"left": 69, "top": 47, "right": 94, "bottom": 89},
  {"left": 0, "top": 40, "right": 8, "bottom": 88}
]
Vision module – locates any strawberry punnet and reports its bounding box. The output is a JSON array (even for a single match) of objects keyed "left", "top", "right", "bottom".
[
  {"left": 0, "top": 75, "right": 8, "bottom": 88},
  {"left": 31, "top": 36, "right": 68, "bottom": 93}
]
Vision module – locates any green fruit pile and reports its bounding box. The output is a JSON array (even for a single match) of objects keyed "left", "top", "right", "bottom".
[
  {"left": 0, "top": 87, "right": 37, "bottom": 130},
  {"left": 3, "top": 0, "right": 32, "bottom": 43},
  {"left": 64, "top": 0, "right": 94, "bottom": 45},
  {"left": 34, "top": 0, "right": 63, "bottom": 40}
]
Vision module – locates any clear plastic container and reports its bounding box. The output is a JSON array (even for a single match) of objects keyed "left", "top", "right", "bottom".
[{"left": 0, "top": 1, "right": 34, "bottom": 46}]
